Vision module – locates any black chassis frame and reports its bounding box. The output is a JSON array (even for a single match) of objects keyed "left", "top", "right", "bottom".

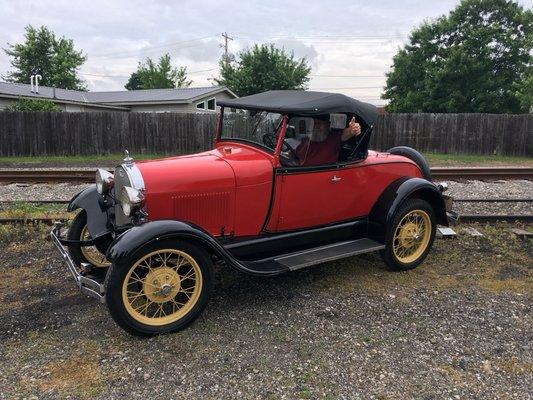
[{"left": 67, "top": 177, "right": 449, "bottom": 277}]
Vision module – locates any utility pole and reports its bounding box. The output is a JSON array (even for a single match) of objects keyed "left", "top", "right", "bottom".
[{"left": 220, "top": 32, "right": 233, "bottom": 66}]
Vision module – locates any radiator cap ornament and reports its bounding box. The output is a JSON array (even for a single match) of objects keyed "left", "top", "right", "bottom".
[{"left": 123, "top": 149, "right": 134, "bottom": 165}]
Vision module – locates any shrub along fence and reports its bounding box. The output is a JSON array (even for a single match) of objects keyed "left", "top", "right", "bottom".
[{"left": 0, "top": 111, "right": 531, "bottom": 157}]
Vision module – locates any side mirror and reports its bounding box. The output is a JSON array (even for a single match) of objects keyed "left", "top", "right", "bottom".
[{"left": 329, "top": 113, "right": 347, "bottom": 129}]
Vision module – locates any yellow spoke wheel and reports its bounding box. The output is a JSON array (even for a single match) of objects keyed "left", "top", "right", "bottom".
[
  {"left": 122, "top": 249, "right": 203, "bottom": 326},
  {"left": 392, "top": 209, "right": 431, "bottom": 264},
  {"left": 80, "top": 225, "right": 111, "bottom": 267}
]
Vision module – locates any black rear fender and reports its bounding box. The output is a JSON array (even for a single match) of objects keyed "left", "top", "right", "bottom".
[{"left": 368, "top": 177, "right": 448, "bottom": 242}]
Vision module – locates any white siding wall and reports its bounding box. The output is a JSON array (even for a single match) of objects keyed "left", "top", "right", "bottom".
[{"left": 128, "top": 91, "right": 235, "bottom": 113}]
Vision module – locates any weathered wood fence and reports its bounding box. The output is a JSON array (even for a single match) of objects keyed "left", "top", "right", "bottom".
[{"left": 0, "top": 111, "right": 531, "bottom": 157}]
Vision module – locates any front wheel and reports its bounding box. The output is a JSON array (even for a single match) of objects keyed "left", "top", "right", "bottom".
[
  {"left": 105, "top": 240, "right": 213, "bottom": 337},
  {"left": 67, "top": 210, "right": 110, "bottom": 268},
  {"left": 380, "top": 199, "right": 436, "bottom": 271}
]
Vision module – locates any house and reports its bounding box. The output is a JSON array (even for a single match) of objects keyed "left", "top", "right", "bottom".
[{"left": 0, "top": 81, "right": 237, "bottom": 113}]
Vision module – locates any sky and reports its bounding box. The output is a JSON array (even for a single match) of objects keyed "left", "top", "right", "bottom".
[{"left": 0, "top": 0, "right": 530, "bottom": 105}]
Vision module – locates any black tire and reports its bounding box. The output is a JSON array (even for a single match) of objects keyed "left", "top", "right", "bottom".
[
  {"left": 387, "top": 146, "right": 431, "bottom": 180},
  {"left": 380, "top": 198, "right": 436, "bottom": 271},
  {"left": 67, "top": 210, "right": 109, "bottom": 268},
  {"left": 105, "top": 239, "right": 214, "bottom": 337}
]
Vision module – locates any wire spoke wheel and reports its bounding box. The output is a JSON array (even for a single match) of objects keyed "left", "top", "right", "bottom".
[
  {"left": 122, "top": 249, "right": 203, "bottom": 326},
  {"left": 80, "top": 225, "right": 110, "bottom": 267},
  {"left": 392, "top": 209, "right": 431, "bottom": 264}
]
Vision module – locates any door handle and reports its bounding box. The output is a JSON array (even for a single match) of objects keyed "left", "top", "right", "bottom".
[{"left": 331, "top": 175, "right": 341, "bottom": 183}]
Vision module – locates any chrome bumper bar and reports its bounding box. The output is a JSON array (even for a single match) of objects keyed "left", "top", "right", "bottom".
[{"left": 50, "top": 222, "right": 106, "bottom": 303}]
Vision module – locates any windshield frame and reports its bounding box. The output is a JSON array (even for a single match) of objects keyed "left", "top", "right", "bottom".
[{"left": 215, "top": 106, "right": 288, "bottom": 158}]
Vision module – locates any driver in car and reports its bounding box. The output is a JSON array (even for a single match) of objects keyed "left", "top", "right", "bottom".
[{"left": 296, "top": 116, "right": 361, "bottom": 166}]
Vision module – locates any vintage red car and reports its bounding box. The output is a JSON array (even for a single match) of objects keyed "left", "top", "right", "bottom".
[{"left": 52, "top": 90, "right": 453, "bottom": 336}]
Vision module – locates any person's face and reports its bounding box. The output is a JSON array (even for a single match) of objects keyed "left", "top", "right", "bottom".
[{"left": 311, "top": 119, "right": 329, "bottom": 142}]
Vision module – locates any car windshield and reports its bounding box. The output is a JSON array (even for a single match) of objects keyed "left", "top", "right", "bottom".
[{"left": 220, "top": 108, "right": 283, "bottom": 152}]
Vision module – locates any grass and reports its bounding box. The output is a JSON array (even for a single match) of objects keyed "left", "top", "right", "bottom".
[
  {"left": 422, "top": 152, "right": 533, "bottom": 166},
  {"left": 0, "top": 152, "right": 530, "bottom": 167},
  {"left": 0, "top": 153, "right": 169, "bottom": 167},
  {"left": 0, "top": 201, "right": 69, "bottom": 219}
]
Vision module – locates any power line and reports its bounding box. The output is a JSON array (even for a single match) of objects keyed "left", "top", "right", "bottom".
[
  {"left": 309, "top": 86, "right": 384, "bottom": 90},
  {"left": 90, "top": 35, "right": 218, "bottom": 59},
  {"left": 79, "top": 67, "right": 218, "bottom": 79},
  {"left": 310, "top": 74, "right": 385, "bottom": 78}
]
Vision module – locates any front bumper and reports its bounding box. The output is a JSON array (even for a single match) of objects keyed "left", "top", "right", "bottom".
[
  {"left": 50, "top": 222, "right": 106, "bottom": 303},
  {"left": 442, "top": 194, "right": 458, "bottom": 223}
]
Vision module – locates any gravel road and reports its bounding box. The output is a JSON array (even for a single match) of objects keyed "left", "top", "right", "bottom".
[{"left": 0, "top": 222, "right": 531, "bottom": 399}]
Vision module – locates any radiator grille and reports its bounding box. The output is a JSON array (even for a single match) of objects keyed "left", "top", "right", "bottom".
[
  {"left": 173, "top": 191, "right": 231, "bottom": 233},
  {"left": 114, "top": 166, "right": 132, "bottom": 226}
]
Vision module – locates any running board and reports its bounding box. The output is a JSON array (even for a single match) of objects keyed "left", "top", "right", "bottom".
[{"left": 274, "top": 238, "right": 385, "bottom": 271}]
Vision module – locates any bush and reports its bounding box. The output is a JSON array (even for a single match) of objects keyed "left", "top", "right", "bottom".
[{"left": 6, "top": 97, "right": 61, "bottom": 112}]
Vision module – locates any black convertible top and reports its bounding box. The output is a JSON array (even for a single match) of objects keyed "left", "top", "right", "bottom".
[{"left": 217, "top": 90, "right": 378, "bottom": 126}]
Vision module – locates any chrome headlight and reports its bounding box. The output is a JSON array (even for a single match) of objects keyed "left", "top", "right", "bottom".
[
  {"left": 120, "top": 186, "right": 145, "bottom": 217},
  {"left": 96, "top": 169, "right": 114, "bottom": 195}
]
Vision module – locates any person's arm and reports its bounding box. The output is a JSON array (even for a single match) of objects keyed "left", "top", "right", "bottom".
[{"left": 341, "top": 117, "right": 361, "bottom": 141}]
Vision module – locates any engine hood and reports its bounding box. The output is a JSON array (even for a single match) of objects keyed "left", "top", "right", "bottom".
[{"left": 137, "top": 152, "right": 235, "bottom": 198}]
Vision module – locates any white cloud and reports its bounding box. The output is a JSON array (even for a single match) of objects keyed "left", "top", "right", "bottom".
[{"left": 1, "top": 0, "right": 530, "bottom": 102}]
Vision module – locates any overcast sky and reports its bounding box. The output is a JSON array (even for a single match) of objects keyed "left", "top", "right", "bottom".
[{"left": 0, "top": 0, "right": 530, "bottom": 105}]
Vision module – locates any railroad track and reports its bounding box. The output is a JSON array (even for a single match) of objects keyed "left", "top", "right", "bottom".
[
  {"left": 1, "top": 215, "right": 531, "bottom": 225},
  {"left": 0, "top": 167, "right": 532, "bottom": 183}
]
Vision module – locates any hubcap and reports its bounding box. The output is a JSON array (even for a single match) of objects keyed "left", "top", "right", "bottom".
[
  {"left": 122, "top": 249, "right": 202, "bottom": 326},
  {"left": 393, "top": 209, "right": 431, "bottom": 264},
  {"left": 142, "top": 267, "right": 181, "bottom": 303}
]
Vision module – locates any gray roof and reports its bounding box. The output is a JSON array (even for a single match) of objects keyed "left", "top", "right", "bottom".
[
  {"left": 0, "top": 81, "right": 236, "bottom": 106},
  {"left": 85, "top": 87, "right": 233, "bottom": 104}
]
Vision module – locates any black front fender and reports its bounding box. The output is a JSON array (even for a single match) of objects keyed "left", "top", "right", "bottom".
[
  {"left": 106, "top": 220, "right": 273, "bottom": 276},
  {"left": 368, "top": 177, "right": 448, "bottom": 242},
  {"left": 68, "top": 186, "right": 115, "bottom": 240}
]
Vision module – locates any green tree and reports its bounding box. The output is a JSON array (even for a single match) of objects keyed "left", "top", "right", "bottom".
[
  {"left": 215, "top": 44, "right": 311, "bottom": 96},
  {"left": 383, "top": 0, "right": 532, "bottom": 113},
  {"left": 4, "top": 25, "right": 87, "bottom": 90},
  {"left": 125, "top": 54, "right": 192, "bottom": 90},
  {"left": 5, "top": 98, "right": 61, "bottom": 112}
]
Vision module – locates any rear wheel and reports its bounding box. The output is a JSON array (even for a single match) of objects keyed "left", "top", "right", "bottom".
[
  {"left": 105, "top": 240, "right": 213, "bottom": 337},
  {"left": 380, "top": 199, "right": 436, "bottom": 271}
]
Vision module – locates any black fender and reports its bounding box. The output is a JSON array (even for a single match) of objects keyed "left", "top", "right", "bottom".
[
  {"left": 368, "top": 177, "right": 448, "bottom": 242},
  {"left": 68, "top": 186, "right": 115, "bottom": 241},
  {"left": 105, "top": 220, "right": 278, "bottom": 276}
]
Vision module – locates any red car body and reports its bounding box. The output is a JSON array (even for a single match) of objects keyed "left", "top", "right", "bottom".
[{"left": 138, "top": 145, "right": 422, "bottom": 237}]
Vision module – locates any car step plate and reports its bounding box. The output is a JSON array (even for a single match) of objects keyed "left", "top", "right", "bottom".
[{"left": 275, "top": 238, "right": 385, "bottom": 271}]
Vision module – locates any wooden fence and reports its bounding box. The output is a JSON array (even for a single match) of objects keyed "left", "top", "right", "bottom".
[{"left": 0, "top": 111, "right": 531, "bottom": 157}]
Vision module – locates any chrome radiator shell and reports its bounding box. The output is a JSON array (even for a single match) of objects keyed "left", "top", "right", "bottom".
[{"left": 114, "top": 163, "right": 145, "bottom": 226}]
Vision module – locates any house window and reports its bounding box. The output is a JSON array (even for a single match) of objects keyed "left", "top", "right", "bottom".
[
  {"left": 207, "top": 98, "right": 216, "bottom": 111},
  {"left": 196, "top": 101, "right": 205, "bottom": 110}
]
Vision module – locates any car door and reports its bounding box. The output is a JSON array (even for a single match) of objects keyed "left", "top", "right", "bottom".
[{"left": 267, "top": 165, "right": 358, "bottom": 232}]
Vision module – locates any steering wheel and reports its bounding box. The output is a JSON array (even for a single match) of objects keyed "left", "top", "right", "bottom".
[{"left": 262, "top": 133, "right": 299, "bottom": 165}]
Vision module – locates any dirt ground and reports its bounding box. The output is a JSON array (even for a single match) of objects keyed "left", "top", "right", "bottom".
[{"left": 0, "top": 223, "right": 531, "bottom": 399}]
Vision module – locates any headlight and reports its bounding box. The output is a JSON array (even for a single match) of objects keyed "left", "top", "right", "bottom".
[
  {"left": 120, "top": 186, "right": 145, "bottom": 217},
  {"left": 96, "top": 169, "right": 114, "bottom": 195}
]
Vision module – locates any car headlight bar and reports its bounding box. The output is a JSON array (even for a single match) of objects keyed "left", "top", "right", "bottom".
[
  {"left": 96, "top": 169, "right": 114, "bottom": 195},
  {"left": 120, "top": 186, "right": 145, "bottom": 217}
]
